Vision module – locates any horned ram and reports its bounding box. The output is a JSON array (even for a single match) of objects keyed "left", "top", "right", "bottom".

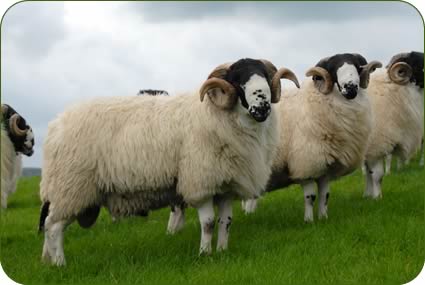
[
  {"left": 38, "top": 58, "right": 299, "bottom": 266},
  {"left": 364, "top": 51, "right": 424, "bottom": 198},
  {"left": 1, "top": 104, "right": 34, "bottom": 209}
]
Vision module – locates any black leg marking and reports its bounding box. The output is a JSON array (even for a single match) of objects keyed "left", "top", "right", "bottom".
[
  {"left": 226, "top": 217, "right": 232, "bottom": 232},
  {"left": 325, "top": 193, "right": 330, "bottom": 206},
  {"left": 38, "top": 201, "right": 50, "bottom": 233},
  {"left": 305, "top": 194, "right": 315, "bottom": 206},
  {"left": 203, "top": 219, "right": 215, "bottom": 235}
]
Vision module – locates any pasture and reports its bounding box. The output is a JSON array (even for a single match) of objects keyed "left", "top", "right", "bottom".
[{"left": 1, "top": 159, "right": 423, "bottom": 285}]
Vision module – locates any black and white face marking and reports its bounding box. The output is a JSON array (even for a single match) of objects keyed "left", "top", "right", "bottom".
[
  {"left": 336, "top": 63, "right": 360, "bottom": 99},
  {"left": 2, "top": 105, "right": 35, "bottom": 156},
  {"left": 387, "top": 51, "right": 424, "bottom": 88},
  {"left": 316, "top": 53, "right": 367, "bottom": 100},
  {"left": 226, "top": 59, "right": 273, "bottom": 122},
  {"left": 23, "top": 127, "right": 35, "bottom": 156}
]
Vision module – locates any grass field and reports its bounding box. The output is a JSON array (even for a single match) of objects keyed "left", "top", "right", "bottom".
[{"left": 1, "top": 159, "right": 424, "bottom": 285}]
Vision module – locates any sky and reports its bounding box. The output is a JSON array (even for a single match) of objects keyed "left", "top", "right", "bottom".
[{"left": 1, "top": 1, "right": 423, "bottom": 168}]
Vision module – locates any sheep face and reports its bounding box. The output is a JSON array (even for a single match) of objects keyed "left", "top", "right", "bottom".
[
  {"left": 225, "top": 59, "right": 274, "bottom": 122},
  {"left": 319, "top": 54, "right": 371, "bottom": 99},
  {"left": 306, "top": 53, "right": 381, "bottom": 99},
  {"left": 200, "top": 58, "right": 299, "bottom": 122},
  {"left": 386, "top": 51, "right": 424, "bottom": 88},
  {"left": 1, "top": 104, "right": 34, "bottom": 156}
]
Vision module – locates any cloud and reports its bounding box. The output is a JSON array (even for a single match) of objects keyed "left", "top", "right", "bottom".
[
  {"left": 1, "top": 1, "right": 423, "bottom": 167},
  {"left": 127, "top": 1, "right": 419, "bottom": 24},
  {"left": 2, "top": 1, "right": 66, "bottom": 59}
]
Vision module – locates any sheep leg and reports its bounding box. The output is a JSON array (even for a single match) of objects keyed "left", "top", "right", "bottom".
[
  {"left": 385, "top": 154, "right": 392, "bottom": 175},
  {"left": 1, "top": 190, "right": 8, "bottom": 209},
  {"left": 396, "top": 157, "right": 404, "bottom": 171},
  {"left": 241, "top": 199, "right": 258, "bottom": 214},
  {"left": 361, "top": 163, "right": 366, "bottom": 175},
  {"left": 420, "top": 139, "right": 424, "bottom": 167},
  {"left": 216, "top": 196, "right": 233, "bottom": 251},
  {"left": 317, "top": 176, "right": 329, "bottom": 220},
  {"left": 364, "top": 162, "right": 373, "bottom": 197},
  {"left": 301, "top": 180, "right": 316, "bottom": 223},
  {"left": 197, "top": 198, "right": 215, "bottom": 255},
  {"left": 42, "top": 215, "right": 73, "bottom": 266},
  {"left": 167, "top": 205, "right": 186, "bottom": 235},
  {"left": 369, "top": 159, "right": 384, "bottom": 199}
]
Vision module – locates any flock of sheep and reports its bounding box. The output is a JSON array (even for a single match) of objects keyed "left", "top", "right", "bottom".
[{"left": 1, "top": 51, "right": 423, "bottom": 267}]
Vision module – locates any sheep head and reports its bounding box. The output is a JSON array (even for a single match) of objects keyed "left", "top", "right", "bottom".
[
  {"left": 306, "top": 53, "right": 382, "bottom": 99},
  {"left": 1, "top": 104, "right": 35, "bottom": 156},
  {"left": 387, "top": 52, "right": 424, "bottom": 88},
  {"left": 200, "top": 58, "right": 299, "bottom": 122}
]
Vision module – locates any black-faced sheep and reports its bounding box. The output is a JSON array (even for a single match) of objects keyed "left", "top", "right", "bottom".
[
  {"left": 38, "top": 58, "right": 300, "bottom": 266},
  {"left": 1, "top": 104, "right": 35, "bottom": 209},
  {"left": 238, "top": 54, "right": 381, "bottom": 221},
  {"left": 364, "top": 51, "right": 424, "bottom": 198}
]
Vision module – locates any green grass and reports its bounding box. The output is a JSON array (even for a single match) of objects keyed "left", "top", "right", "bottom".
[{"left": 1, "top": 159, "right": 424, "bottom": 285}]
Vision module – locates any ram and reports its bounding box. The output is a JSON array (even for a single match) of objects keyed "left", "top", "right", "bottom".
[
  {"left": 1, "top": 104, "right": 35, "bottom": 209},
  {"left": 235, "top": 54, "right": 381, "bottom": 222},
  {"left": 38, "top": 58, "right": 299, "bottom": 266},
  {"left": 364, "top": 51, "right": 424, "bottom": 198},
  {"left": 167, "top": 54, "right": 380, "bottom": 231}
]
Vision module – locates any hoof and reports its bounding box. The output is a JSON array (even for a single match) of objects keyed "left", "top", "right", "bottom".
[{"left": 199, "top": 246, "right": 212, "bottom": 256}]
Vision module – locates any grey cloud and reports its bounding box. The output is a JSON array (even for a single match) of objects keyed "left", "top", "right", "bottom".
[
  {"left": 2, "top": 1, "right": 66, "bottom": 59},
  {"left": 126, "top": 1, "right": 420, "bottom": 24}
]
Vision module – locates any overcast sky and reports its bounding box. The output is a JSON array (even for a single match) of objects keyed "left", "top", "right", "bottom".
[{"left": 1, "top": 1, "right": 423, "bottom": 168}]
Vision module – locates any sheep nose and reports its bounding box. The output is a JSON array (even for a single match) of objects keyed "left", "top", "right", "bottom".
[
  {"left": 24, "top": 148, "right": 34, "bottom": 156},
  {"left": 342, "top": 83, "right": 358, "bottom": 100},
  {"left": 248, "top": 102, "right": 271, "bottom": 122}
]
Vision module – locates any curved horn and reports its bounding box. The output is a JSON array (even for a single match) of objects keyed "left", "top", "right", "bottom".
[
  {"left": 359, "top": 61, "right": 383, "bottom": 88},
  {"left": 200, "top": 78, "right": 236, "bottom": 101},
  {"left": 388, "top": 62, "right": 412, "bottom": 85},
  {"left": 199, "top": 78, "right": 237, "bottom": 110},
  {"left": 1, "top": 104, "right": 8, "bottom": 114},
  {"left": 271, "top": 68, "right": 300, "bottom": 103},
  {"left": 306, "top": 66, "right": 333, "bottom": 94},
  {"left": 207, "top": 62, "right": 232, "bottom": 79},
  {"left": 260, "top": 59, "right": 300, "bottom": 103},
  {"left": 9, "top": 113, "right": 27, "bottom": 136},
  {"left": 1, "top": 105, "right": 8, "bottom": 120}
]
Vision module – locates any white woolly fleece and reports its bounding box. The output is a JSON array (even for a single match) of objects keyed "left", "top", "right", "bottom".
[
  {"left": 40, "top": 92, "right": 279, "bottom": 221},
  {"left": 366, "top": 68, "right": 424, "bottom": 162},
  {"left": 272, "top": 79, "right": 373, "bottom": 181}
]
